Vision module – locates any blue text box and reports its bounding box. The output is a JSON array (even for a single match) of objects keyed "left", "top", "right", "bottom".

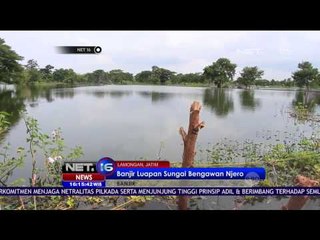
[{"left": 106, "top": 168, "right": 265, "bottom": 180}]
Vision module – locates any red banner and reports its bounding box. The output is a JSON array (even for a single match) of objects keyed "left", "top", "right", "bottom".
[
  {"left": 62, "top": 173, "right": 105, "bottom": 181},
  {"left": 116, "top": 161, "right": 170, "bottom": 168}
]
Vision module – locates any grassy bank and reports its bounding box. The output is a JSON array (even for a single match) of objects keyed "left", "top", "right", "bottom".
[
  {"left": 25, "top": 81, "right": 212, "bottom": 88},
  {"left": 20, "top": 81, "right": 320, "bottom": 91}
]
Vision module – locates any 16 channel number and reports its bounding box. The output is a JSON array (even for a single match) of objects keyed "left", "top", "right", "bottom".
[
  {"left": 100, "top": 163, "right": 113, "bottom": 172},
  {"left": 97, "top": 157, "right": 115, "bottom": 176}
]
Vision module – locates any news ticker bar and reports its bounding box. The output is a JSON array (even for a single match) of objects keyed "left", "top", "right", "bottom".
[
  {"left": 56, "top": 46, "right": 102, "bottom": 54},
  {"left": 1, "top": 187, "right": 320, "bottom": 196}
]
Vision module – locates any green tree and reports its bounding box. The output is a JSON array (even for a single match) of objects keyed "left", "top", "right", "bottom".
[
  {"left": 52, "top": 69, "right": 66, "bottom": 82},
  {"left": 237, "top": 66, "right": 264, "bottom": 88},
  {"left": 40, "top": 64, "right": 54, "bottom": 81},
  {"left": 87, "top": 70, "right": 108, "bottom": 84},
  {"left": 23, "top": 59, "right": 42, "bottom": 83},
  {"left": 135, "top": 71, "right": 153, "bottom": 83},
  {"left": 203, "top": 58, "right": 237, "bottom": 88},
  {"left": 43, "top": 64, "right": 54, "bottom": 74},
  {"left": 279, "top": 78, "right": 295, "bottom": 87},
  {"left": 152, "top": 66, "right": 175, "bottom": 84},
  {"left": 52, "top": 68, "right": 77, "bottom": 83},
  {"left": 28, "top": 69, "right": 42, "bottom": 83},
  {"left": 173, "top": 73, "right": 204, "bottom": 84},
  {"left": 107, "top": 69, "right": 133, "bottom": 84},
  {"left": 255, "top": 79, "right": 270, "bottom": 87},
  {"left": 25, "top": 59, "right": 39, "bottom": 70},
  {"left": 40, "top": 65, "right": 54, "bottom": 81},
  {"left": 0, "top": 38, "right": 24, "bottom": 83},
  {"left": 292, "top": 61, "right": 318, "bottom": 91}
]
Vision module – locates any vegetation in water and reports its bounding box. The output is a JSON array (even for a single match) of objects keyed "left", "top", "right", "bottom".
[{"left": 0, "top": 111, "right": 85, "bottom": 209}]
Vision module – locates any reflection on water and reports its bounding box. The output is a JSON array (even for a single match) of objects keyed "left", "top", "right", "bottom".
[
  {"left": 292, "top": 91, "right": 320, "bottom": 113},
  {"left": 54, "top": 89, "right": 75, "bottom": 99},
  {"left": 239, "top": 90, "right": 261, "bottom": 111},
  {"left": 3, "top": 85, "right": 320, "bottom": 152},
  {"left": 137, "top": 91, "right": 175, "bottom": 103},
  {"left": 16, "top": 85, "right": 54, "bottom": 103},
  {"left": 88, "top": 90, "right": 107, "bottom": 98},
  {"left": 0, "top": 88, "right": 25, "bottom": 140},
  {"left": 203, "top": 88, "right": 234, "bottom": 117},
  {"left": 109, "top": 91, "right": 132, "bottom": 98},
  {"left": 151, "top": 92, "right": 174, "bottom": 103},
  {"left": 87, "top": 89, "right": 133, "bottom": 98}
]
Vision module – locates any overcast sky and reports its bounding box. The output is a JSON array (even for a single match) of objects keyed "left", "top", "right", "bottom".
[{"left": 1, "top": 31, "right": 320, "bottom": 80}]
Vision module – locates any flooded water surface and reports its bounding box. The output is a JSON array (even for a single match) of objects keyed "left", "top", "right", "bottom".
[{"left": 1, "top": 84, "right": 320, "bottom": 210}]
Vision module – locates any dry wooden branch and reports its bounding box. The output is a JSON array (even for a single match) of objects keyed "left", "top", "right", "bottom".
[
  {"left": 179, "top": 127, "right": 187, "bottom": 142},
  {"left": 178, "top": 101, "right": 205, "bottom": 210},
  {"left": 180, "top": 101, "right": 205, "bottom": 168},
  {"left": 282, "top": 175, "right": 319, "bottom": 210},
  {"left": 19, "top": 196, "right": 25, "bottom": 210}
]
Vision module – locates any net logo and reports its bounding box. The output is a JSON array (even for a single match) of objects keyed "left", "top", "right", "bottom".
[
  {"left": 61, "top": 161, "right": 105, "bottom": 188},
  {"left": 97, "top": 157, "right": 116, "bottom": 176},
  {"left": 63, "top": 162, "right": 96, "bottom": 173}
]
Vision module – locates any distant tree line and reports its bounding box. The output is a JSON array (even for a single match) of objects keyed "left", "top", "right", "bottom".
[{"left": 1, "top": 38, "right": 320, "bottom": 90}]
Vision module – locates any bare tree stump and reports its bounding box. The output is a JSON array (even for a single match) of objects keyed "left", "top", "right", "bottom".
[
  {"left": 177, "top": 101, "right": 205, "bottom": 210},
  {"left": 282, "top": 175, "right": 319, "bottom": 210}
]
